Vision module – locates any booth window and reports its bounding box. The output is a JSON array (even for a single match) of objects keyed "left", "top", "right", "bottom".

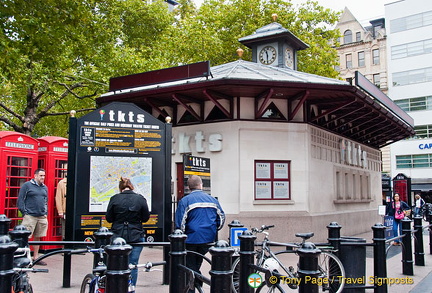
[{"left": 254, "top": 160, "right": 290, "bottom": 200}]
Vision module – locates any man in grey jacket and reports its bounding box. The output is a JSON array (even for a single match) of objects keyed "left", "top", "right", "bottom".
[{"left": 18, "top": 168, "right": 48, "bottom": 265}]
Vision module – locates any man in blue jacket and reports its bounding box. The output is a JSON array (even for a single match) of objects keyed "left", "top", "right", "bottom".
[
  {"left": 175, "top": 175, "right": 225, "bottom": 288},
  {"left": 18, "top": 168, "right": 48, "bottom": 265}
]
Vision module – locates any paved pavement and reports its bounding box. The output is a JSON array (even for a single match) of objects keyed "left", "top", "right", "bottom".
[{"left": 29, "top": 230, "right": 432, "bottom": 292}]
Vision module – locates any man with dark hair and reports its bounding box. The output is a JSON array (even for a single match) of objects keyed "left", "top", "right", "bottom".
[
  {"left": 175, "top": 175, "right": 225, "bottom": 289},
  {"left": 18, "top": 168, "right": 48, "bottom": 265}
]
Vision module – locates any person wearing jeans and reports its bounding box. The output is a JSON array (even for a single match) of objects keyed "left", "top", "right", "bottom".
[
  {"left": 106, "top": 177, "right": 150, "bottom": 291},
  {"left": 386, "top": 193, "right": 409, "bottom": 245}
]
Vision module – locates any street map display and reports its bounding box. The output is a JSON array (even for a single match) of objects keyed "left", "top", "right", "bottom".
[{"left": 89, "top": 156, "right": 152, "bottom": 212}]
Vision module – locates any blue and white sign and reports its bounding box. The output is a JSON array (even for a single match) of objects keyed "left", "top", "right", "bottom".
[{"left": 230, "top": 227, "right": 248, "bottom": 247}]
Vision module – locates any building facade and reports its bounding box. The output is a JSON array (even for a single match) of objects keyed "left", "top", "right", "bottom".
[
  {"left": 335, "top": 8, "right": 392, "bottom": 174},
  {"left": 98, "top": 21, "right": 413, "bottom": 242},
  {"left": 386, "top": 0, "right": 432, "bottom": 201}
]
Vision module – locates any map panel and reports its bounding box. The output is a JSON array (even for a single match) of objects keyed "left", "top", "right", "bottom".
[{"left": 89, "top": 156, "right": 152, "bottom": 212}]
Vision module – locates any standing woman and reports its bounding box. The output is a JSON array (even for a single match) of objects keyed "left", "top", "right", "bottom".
[
  {"left": 386, "top": 193, "right": 409, "bottom": 245},
  {"left": 106, "top": 177, "right": 150, "bottom": 291}
]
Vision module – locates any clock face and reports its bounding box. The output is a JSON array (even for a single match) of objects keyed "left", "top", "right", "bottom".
[
  {"left": 259, "top": 46, "right": 277, "bottom": 65},
  {"left": 285, "top": 48, "right": 293, "bottom": 68}
]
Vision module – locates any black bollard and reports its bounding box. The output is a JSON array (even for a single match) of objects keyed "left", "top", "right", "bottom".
[
  {"left": 297, "top": 242, "right": 321, "bottom": 293},
  {"left": 372, "top": 223, "right": 387, "bottom": 293},
  {"left": 413, "top": 216, "right": 425, "bottom": 266},
  {"left": 0, "top": 235, "right": 19, "bottom": 293},
  {"left": 0, "top": 215, "right": 11, "bottom": 236},
  {"left": 93, "top": 227, "right": 114, "bottom": 268},
  {"left": 238, "top": 230, "right": 256, "bottom": 293},
  {"left": 209, "top": 240, "right": 235, "bottom": 293},
  {"left": 401, "top": 218, "right": 413, "bottom": 276},
  {"left": 9, "top": 225, "right": 32, "bottom": 248},
  {"left": 327, "top": 222, "right": 342, "bottom": 257},
  {"left": 105, "top": 237, "right": 132, "bottom": 293},
  {"left": 169, "top": 229, "right": 187, "bottom": 293}
]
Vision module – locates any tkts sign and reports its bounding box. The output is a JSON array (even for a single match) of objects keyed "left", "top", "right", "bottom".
[{"left": 340, "top": 139, "right": 368, "bottom": 168}]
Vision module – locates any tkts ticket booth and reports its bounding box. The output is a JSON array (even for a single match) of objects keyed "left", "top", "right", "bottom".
[
  {"left": 37, "top": 136, "right": 68, "bottom": 250},
  {"left": 0, "top": 131, "right": 39, "bottom": 229}
]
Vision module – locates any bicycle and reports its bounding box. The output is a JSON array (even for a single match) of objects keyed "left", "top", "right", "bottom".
[
  {"left": 231, "top": 225, "right": 345, "bottom": 293},
  {"left": 12, "top": 247, "right": 49, "bottom": 293},
  {"left": 79, "top": 247, "right": 165, "bottom": 293}
]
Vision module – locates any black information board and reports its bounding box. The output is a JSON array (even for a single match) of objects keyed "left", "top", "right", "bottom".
[{"left": 66, "top": 102, "right": 172, "bottom": 242}]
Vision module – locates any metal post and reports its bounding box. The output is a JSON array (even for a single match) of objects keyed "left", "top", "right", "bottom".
[
  {"left": 9, "top": 225, "right": 32, "bottom": 248},
  {"left": 297, "top": 242, "right": 321, "bottom": 293},
  {"left": 372, "top": 223, "right": 387, "bottom": 293},
  {"left": 209, "top": 240, "right": 235, "bottom": 293},
  {"left": 0, "top": 235, "right": 19, "bottom": 293},
  {"left": 327, "top": 222, "right": 342, "bottom": 257},
  {"left": 413, "top": 216, "right": 424, "bottom": 266},
  {"left": 105, "top": 237, "right": 132, "bottom": 293},
  {"left": 401, "top": 218, "right": 413, "bottom": 275},
  {"left": 169, "top": 229, "right": 187, "bottom": 293},
  {"left": 93, "top": 227, "right": 114, "bottom": 268},
  {"left": 238, "top": 230, "right": 256, "bottom": 293},
  {"left": 0, "top": 215, "right": 11, "bottom": 236}
]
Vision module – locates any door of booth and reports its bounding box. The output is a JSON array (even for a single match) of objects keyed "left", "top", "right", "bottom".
[
  {"left": 0, "top": 131, "right": 39, "bottom": 230},
  {"left": 37, "top": 136, "right": 68, "bottom": 250}
]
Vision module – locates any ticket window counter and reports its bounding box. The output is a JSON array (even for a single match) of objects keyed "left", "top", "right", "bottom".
[
  {"left": 0, "top": 131, "right": 39, "bottom": 229},
  {"left": 37, "top": 136, "right": 68, "bottom": 250}
]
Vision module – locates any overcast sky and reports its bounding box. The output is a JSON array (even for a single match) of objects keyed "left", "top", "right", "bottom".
[{"left": 193, "top": 0, "right": 395, "bottom": 26}]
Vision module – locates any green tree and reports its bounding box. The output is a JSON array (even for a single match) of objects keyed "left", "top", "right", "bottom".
[
  {"left": 0, "top": 0, "right": 341, "bottom": 137},
  {"left": 0, "top": 0, "right": 175, "bottom": 137},
  {"left": 167, "top": 0, "right": 341, "bottom": 76}
]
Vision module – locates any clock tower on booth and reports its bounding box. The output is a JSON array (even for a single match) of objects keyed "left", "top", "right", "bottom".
[{"left": 239, "top": 14, "right": 308, "bottom": 70}]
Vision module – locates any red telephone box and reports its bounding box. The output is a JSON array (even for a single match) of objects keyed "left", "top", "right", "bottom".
[
  {"left": 0, "top": 131, "right": 39, "bottom": 229},
  {"left": 37, "top": 136, "right": 68, "bottom": 249}
]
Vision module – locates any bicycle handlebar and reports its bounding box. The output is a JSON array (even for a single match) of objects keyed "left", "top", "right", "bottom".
[
  {"left": 251, "top": 225, "right": 275, "bottom": 233},
  {"left": 14, "top": 267, "right": 49, "bottom": 273},
  {"left": 130, "top": 261, "right": 166, "bottom": 271}
]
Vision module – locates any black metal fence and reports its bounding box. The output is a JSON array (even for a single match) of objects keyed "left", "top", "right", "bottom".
[{"left": 1, "top": 214, "right": 431, "bottom": 293}]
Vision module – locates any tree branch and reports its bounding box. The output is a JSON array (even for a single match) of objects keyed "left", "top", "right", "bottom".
[
  {"left": 0, "top": 116, "right": 24, "bottom": 133},
  {"left": 0, "top": 100, "right": 24, "bottom": 122},
  {"left": 43, "top": 108, "right": 96, "bottom": 116}
]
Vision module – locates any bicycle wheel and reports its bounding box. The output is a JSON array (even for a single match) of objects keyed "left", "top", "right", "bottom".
[
  {"left": 317, "top": 252, "right": 345, "bottom": 293},
  {"left": 80, "top": 273, "right": 96, "bottom": 293},
  {"left": 256, "top": 282, "right": 285, "bottom": 293},
  {"left": 26, "top": 283, "right": 33, "bottom": 293},
  {"left": 231, "top": 257, "right": 240, "bottom": 292}
]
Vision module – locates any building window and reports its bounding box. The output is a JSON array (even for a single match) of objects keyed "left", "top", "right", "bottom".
[
  {"left": 372, "top": 49, "right": 380, "bottom": 65},
  {"left": 392, "top": 38, "right": 432, "bottom": 59},
  {"left": 358, "top": 51, "right": 365, "bottom": 67},
  {"left": 356, "top": 32, "right": 361, "bottom": 42},
  {"left": 254, "top": 160, "right": 290, "bottom": 200},
  {"left": 396, "top": 154, "right": 432, "bottom": 168},
  {"left": 414, "top": 125, "right": 432, "bottom": 138},
  {"left": 373, "top": 74, "right": 380, "bottom": 88},
  {"left": 393, "top": 67, "right": 432, "bottom": 86},
  {"left": 391, "top": 10, "right": 432, "bottom": 33},
  {"left": 346, "top": 54, "right": 352, "bottom": 69},
  {"left": 395, "top": 96, "right": 432, "bottom": 111},
  {"left": 344, "top": 30, "right": 352, "bottom": 44}
]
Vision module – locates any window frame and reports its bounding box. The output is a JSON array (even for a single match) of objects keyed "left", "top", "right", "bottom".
[{"left": 254, "top": 160, "right": 291, "bottom": 200}]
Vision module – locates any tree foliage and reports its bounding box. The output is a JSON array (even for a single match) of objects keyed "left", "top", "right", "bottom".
[
  {"left": 0, "top": 0, "right": 340, "bottom": 137},
  {"left": 0, "top": 0, "right": 175, "bottom": 136}
]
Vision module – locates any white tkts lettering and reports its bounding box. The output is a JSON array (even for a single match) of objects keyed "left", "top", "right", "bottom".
[
  {"left": 208, "top": 133, "right": 222, "bottom": 152},
  {"left": 108, "top": 110, "right": 145, "bottom": 123},
  {"left": 173, "top": 131, "right": 223, "bottom": 154},
  {"left": 340, "top": 139, "right": 368, "bottom": 168}
]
